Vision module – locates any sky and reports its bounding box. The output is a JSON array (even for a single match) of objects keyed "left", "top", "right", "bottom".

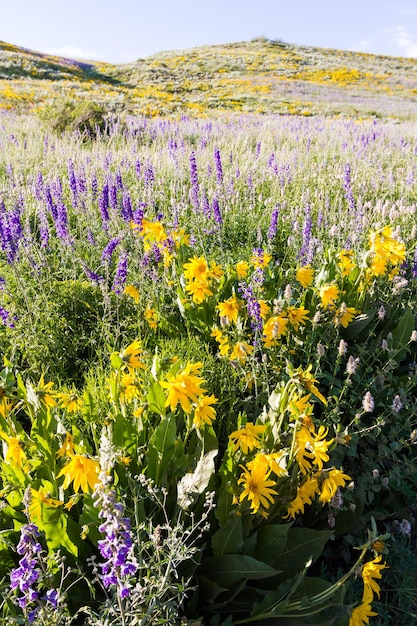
[{"left": 1, "top": 0, "right": 417, "bottom": 64}]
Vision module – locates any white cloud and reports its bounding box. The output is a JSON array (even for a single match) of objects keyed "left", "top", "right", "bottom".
[
  {"left": 349, "top": 38, "right": 375, "bottom": 53},
  {"left": 387, "top": 25, "right": 417, "bottom": 57},
  {"left": 43, "top": 46, "right": 105, "bottom": 61},
  {"left": 398, "top": 4, "right": 417, "bottom": 16}
]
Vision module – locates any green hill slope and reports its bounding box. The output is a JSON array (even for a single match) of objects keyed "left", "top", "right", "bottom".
[{"left": 0, "top": 38, "right": 416, "bottom": 119}]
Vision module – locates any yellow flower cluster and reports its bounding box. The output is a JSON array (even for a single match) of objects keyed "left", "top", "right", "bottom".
[
  {"left": 367, "top": 226, "right": 406, "bottom": 278},
  {"left": 183, "top": 255, "right": 223, "bottom": 304},
  {"left": 160, "top": 361, "right": 218, "bottom": 429},
  {"left": 226, "top": 386, "right": 351, "bottom": 519},
  {"left": 349, "top": 556, "right": 387, "bottom": 626},
  {"left": 132, "top": 217, "right": 189, "bottom": 268}
]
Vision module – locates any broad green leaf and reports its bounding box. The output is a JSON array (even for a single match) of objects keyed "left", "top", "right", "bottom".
[
  {"left": 274, "top": 528, "right": 332, "bottom": 582},
  {"left": 254, "top": 523, "right": 292, "bottom": 568},
  {"left": 215, "top": 488, "right": 235, "bottom": 527},
  {"left": 343, "top": 310, "right": 375, "bottom": 339},
  {"left": 391, "top": 308, "right": 414, "bottom": 364},
  {"left": 250, "top": 576, "right": 296, "bottom": 617},
  {"left": 146, "top": 414, "right": 177, "bottom": 483},
  {"left": 147, "top": 380, "right": 167, "bottom": 415},
  {"left": 211, "top": 516, "right": 244, "bottom": 557},
  {"left": 198, "top": 575, "right": 229, "bottom": 604},
  {"left": 150, "top": 413, "right": 176, "bottom": 453},
  {"left": 42, "top": 509, "right": 79, "bottom": 556},
  {"left": 113, "top": 411, "right": 137, "bottom": 455},
  {"left": 200, "top": 554, "right": 279, "bottom": 588}
]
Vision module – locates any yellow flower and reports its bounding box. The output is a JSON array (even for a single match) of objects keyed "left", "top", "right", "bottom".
[
  {"left": 144, "top": 306, "right": 158, "bottom": 331},
  {"left": 193, "top": 394, "right": 218, "bottom": 428},
  {"left": 361, "top": 555, "right": 386, "bottom": 599},
  {"left": 289, "top": 394, "right": 312, "bottom": 419},
  {"left": 368, "top": 227, "right": 406, "bottom": 278},
  {"left": 293, "top": 365, "right": 327, "bottom": 404},
  {"left": 1, "top": 433, "right": 26, "bottom": 468},
  {"left": 236, "top": 260, "right": 249, "bottom": 279},
  {"left": 238, "top": 464, "right": 278, "bottom": 514},
  {"left": 58, "top": 455, "right": 101, "bottom": 493},
  {"left": 58, "top": 391, "right": 84, "bottom": 414},
  {"left": 295, "top": 426, "right": 315, "bottom": 474},
  {"left": 319, "top": 468, "right": 351, "bottom": 503},
  {"left": 296, "top": 265, "right": 314, "bottom": 288},
  {"left": 185, "top": 278, "right": 213, "bottom": 303},
  {"left": 140, "top": 218, "right": 167, "bottom": 243},
  {"left": 338, "top": 249, "right": 356, "bottom": 277},
  {"left": 35, "top": 375, "right": 57, "bottom": 408},
  {"left": 171, "top": 227, "right": 190, "bottom": 249},
  {"left": 133, "top": 406, "right": 145, "bottom": 419},
  {"left": 247, "top": 452, "right": 288, "bottom": 478},
  {"left": 29, "top": 487, "right": 63, "bottom": 524},
  {"left": 217, "top": 294, "right": 240, "bottom": 324},
  {"left": 160, "top": 362, "right": 205, "bottom": 413},
  {"left": 349, "top": 586, "right": 378, "bottom": 626},
  {"left": 286, "top": 476, "right": 319, "bottom": 519},
  {"left": 211, "top": 327, "right": 231, "bottom": 356},
  {"left": 334, "top": 303, "right": 357, "bottom": 328},
  {"left": 0, "top": 397, "right": 13, "bottom": 418},
  {"left": 319, "top": 284, "right": 340, "bottom": 309},
  {"left": 229, "top": 341, "right": 254, "bottom": 363},
  {"left": 287, "top": 305, "right": 310, "bottom": 330},
  {"left": 262, "top": 314, "right": 289, "bottom": 348},
  {"left": 229, "top": 423, "right": 266, "bottom": 455},
  {"left": 311, "top": 425, "right": 334, "bottom": 470},
  {"left": 124, "top": 284, "right": 140, "bottom": 304},
  {"left": 183, "top": 255, "right": 209, "bottom": 281},
  {"left": 119, "top": 340, "right": 146, "bottom": 372},
  {"left": 208, "top": 261, "right": 224, "bottom": 281},
  {"left": 251, "top": 249, "right": 272, "bottom": 268},
  {"left": 258, "top": 300, "right": 271, "bottom": 319},
  {"left": 118, "top": 373, "right": 141, "bottom": 404},
  {"left": 56, "top": 432, "right": 75, "bottom": 458}
]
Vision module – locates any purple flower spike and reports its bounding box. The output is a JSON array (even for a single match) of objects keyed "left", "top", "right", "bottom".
[{"left": 93, "top": 473, "right": 137, "bottom": 599}]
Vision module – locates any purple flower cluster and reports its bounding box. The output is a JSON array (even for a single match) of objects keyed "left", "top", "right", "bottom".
[
  {"left": 10, "top": 523, "right": 59, "bottom": 622},
  {"left": 112, "top": 251, "right": 128, "bottom": 294},
  {"left": 101, "top": 237, "right": 121, "bottom": 265},
  {"left": 93, "top": 474, "right": 137, "bottom": 599},
  {"left": 213, "top": 147, "right": 223, "bottom": 184},
  {"left": 343, "top": 163, "right": 356, "bottom": 212},
  {"left": 298, "top": 205, "right": 312, "bottom": 265},
  {"left": 238, "top": 279, "right": 263, "bottom": 336},
  {"left": 189, "top": 151, "right": 200, "bottom": 210},
  {"left": 267, "top": 205, "right": 280, "bottom": 240}
]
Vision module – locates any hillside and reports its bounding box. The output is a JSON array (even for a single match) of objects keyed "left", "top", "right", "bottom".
[{"left": 0, "top": 38, "right": 416, "bottom": 119}]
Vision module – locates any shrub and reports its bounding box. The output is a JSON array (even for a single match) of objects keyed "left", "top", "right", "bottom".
[{"left": 38, "top": 99, "right": 108, "bottom": 138}]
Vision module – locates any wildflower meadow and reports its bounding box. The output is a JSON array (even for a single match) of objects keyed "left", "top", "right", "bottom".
[{"left": 0, "top": 80, "right": 416, "bottom": 626}]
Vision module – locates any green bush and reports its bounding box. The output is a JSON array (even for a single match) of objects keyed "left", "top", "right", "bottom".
[{"left": 38, "top": 99, "right": 108, "bottom": 138}]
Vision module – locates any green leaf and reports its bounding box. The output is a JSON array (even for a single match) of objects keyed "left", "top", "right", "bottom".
[
  {"left": 113, "top": 411, "right": 137, "bottom": 455},
  {"left": 150, "top": 413, "right": 176, "bottom": 453},
  {"left": 343, "top": 310, "right": 375, "bottom": 339},
  {"left": 198, "top": 575, "right": 229, "bottom": 604},
  {"left": 250, "top": 577, "right": 296, "bottom": 617},
  {"left": 212, "top": 516, "right": 244, "bottom": 557},
  {"left": 391, "top": 308, "right": 414, "bottom": 363},
  {"left": 42, "top": 509, "right": 79, "bottom": 556},
  {"left": 254, "top": 523, "right": 292, "bottom": 568},
  {"left": 147, "top": 414, "right": 177, "bottom": 483},
  {"left": 147, "top": 380, "right": 167, "bottom": 415},
  {"left": 274, "top": 528, "right": 332, "bottom": 582},
  {"left": 200, "top": 554, "right": 279, "bottom": 588}
]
